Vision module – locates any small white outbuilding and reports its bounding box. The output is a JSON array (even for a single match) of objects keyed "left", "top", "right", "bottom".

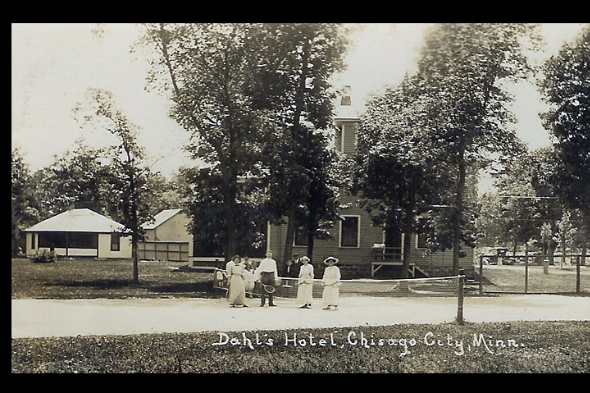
[
  {"left": 139, "top": 208, "right": 193, "bottom": 262},
  {"left": 23, "top": 208, "right": 131, "bottom": 259}
]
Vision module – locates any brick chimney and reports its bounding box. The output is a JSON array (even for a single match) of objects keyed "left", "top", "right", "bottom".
[{"left": 340, "top": 85, "right": 351, "bottom": 106}]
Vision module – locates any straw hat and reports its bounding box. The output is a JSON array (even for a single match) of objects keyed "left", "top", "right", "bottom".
[
  {"left": 323, "top": 256, "right": 338, "bottom": 264},
  {"left": 300, "top": 256, "right": 310, "bottom": 262}
]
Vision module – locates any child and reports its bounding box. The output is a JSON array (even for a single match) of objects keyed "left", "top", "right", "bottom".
[
  {"left": 321, "top": 256, "right": 341, "bottom": 310},
  {"left": 243, "top": 256, "right": 255, "bottom": 298}
]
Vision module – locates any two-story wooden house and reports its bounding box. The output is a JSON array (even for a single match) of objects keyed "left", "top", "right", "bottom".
[{"left": 267, "top": 87, "right": 475, "bottom": 279}]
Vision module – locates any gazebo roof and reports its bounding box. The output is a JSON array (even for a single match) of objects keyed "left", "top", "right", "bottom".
[
  {"left": 141, "top": 209, "right": 182, "bottom": 230},
  {"left": 23, "top": 208, "right": 125, "bottom": 233}
]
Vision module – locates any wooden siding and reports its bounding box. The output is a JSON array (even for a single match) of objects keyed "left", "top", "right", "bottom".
[
  {"left": 267, "top": 112, "right": 475, "bottom": 279},
  {"left": 144, "top": 213, "right": 192, "bottom": 243},
  {"left": 138, "top": 241, "right": 190, "bottom": 262},
  {"left": 143, "top": 212, "right": 193, "bottom": 259},
  {"left": 267, "top": 194, "right": 475, "bottom": 279},
  {"left": 25, "top": 232, "right": 132, "bottom": 259},
  {"left": 341, "top": 121, "right": 357, "bottom": 156}
]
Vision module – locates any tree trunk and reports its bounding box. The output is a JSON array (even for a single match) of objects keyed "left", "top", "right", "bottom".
[
  {"left": 543, "top": 241, "right": 549, "bottom": 274},
  {"left": 401, "top": 220, "right": 413, "bottom": 279},
  {"left": 129, "top": 163, "right": 140, "bottom": 284},
  {"left": 401, "top": 181, "right": 416, "bottom": 279},
  {"left": 577, "top": 242, "right": 586, "bottom": 293},
  {"left": 158, "top": 23, "right": 180, "bottom": 96},
  {"left": 132, "top": 231, "right": 139, "bottom": 283},
  {"left": 524, "top": 242, "right": 529, "bottom": 293},
  {"left": 283, "top": 204, "right": 297, "bottom": 264},
  {"left": 306, "top": 216, "right": 316, "bottom": 263},
  {"left": 12, "top": 232, "right": 20, "bottom": 257},
  {"left": 513, "top": 237, "right": 518, "bottom": 257},
  {"left": 282, "top": 42, "right": 309, "bottom": 265},
  {"left": 561, "top": 233, "right": 566, "bottom": 269},
  {"left": 223, "top": 181, "right": 237, "bottom": 260},
  {"left": 452, "top": 154, "right": 466, "bottom": 276}
]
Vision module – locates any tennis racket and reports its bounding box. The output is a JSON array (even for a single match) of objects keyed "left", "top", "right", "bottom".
[{"left": 261, "top": 283, "right": 276, "bottom": 294}]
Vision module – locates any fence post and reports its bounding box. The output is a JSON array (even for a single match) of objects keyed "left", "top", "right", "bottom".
[
  {"left": 525, "top": 255, "right": 529, "bottom": 294},
  {"left": 478, "top": 255, "right": 483, "bottom": 295},
  {"left": 576, "top": 255, "right": 581, "bottom": 294},
  {"left": 457, "top": 268, "right": 465, "bottom": 326}
]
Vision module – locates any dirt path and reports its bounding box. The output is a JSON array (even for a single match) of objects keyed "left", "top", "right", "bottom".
[{"left": 11, "top": 294, "right": 590, "bottom": 338}]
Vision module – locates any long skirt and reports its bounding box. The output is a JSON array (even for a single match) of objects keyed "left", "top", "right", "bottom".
[
  {"left": 297, "top": 281, "right": 314, "bottom": 305},
  {"left": 228, "top": 275, "right": 246, "bottom": 305},
  {"left": 243, "top": 271, "right": 255, "bottom": 294},
  {"left": 322, "top": 285, "right": 339, "bottom": 306}
]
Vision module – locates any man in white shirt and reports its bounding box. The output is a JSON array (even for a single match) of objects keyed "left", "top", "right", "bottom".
[{"left": 256, "top": 250, "right": 278, "bottom": 307}]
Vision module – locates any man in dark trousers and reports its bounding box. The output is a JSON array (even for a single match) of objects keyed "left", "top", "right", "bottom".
[
  {"left": 290, "top": 253, "right": 301, "bottom": 279},
  {"left": 255, "top": 249, "right": 278, "bottom": 307}
]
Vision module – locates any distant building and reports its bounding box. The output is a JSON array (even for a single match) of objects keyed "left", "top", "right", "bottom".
[
  {"left": 139, "top": 209, "right": 193, "bottom": 262},
  {"left": 23, "top": 208, "right": 131, "bottom": 259},
  {"left": 267, "top": 87, "right": 475, "bottom": 279}
]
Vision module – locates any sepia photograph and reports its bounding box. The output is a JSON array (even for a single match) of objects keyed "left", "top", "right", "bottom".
[{"left": 11, "top": 23, "right": 590, "bottom": 373}]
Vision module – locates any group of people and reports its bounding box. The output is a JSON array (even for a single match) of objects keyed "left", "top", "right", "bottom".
[{"left": 225, "top": 250, "right": 341, "bottom": 310}]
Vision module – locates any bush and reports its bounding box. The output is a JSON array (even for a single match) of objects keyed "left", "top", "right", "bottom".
[{"left": 31, "top": 249, "right": 56, "bottom": 263}]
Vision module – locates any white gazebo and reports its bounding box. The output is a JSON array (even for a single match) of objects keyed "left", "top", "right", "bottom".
[{"left": 23, "top": 208, "right": 131, "bottom": 259}]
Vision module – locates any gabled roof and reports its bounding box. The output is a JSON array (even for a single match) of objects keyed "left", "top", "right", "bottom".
[
  {"left": 23, "top": 208, "right": 125, "bottom": 233},
  {"left": 141, "top": 209, "right": 182, "bottom": 230}
]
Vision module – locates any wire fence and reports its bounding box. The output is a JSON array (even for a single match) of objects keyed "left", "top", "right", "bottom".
[
  {"left": 213, "top": 270, "right": 467, "bottom": 324},
  {"left": 477, "top": 253, "right": 590, "bottom": 294},
  {"left": 213, "top": 270, "right": 463, "bottom": 298}
]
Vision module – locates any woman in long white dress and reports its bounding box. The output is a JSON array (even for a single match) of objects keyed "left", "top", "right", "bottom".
[
  {"left": 296, "top": 256, "right": 314, "bottom": 308},
  {"left": 321, "top": 256, "right": 341, "bottom": 310},
  {"left": 226, "top": 255, "right": 248, "bottom": 307}
]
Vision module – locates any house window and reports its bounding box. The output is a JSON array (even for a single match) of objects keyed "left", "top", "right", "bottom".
[
  {"left": 38, "top": 232, "right": 98, "bottom": 249},
  {"left": 39, "top": 232, "right": 67, "bottom": 248},
  {"left": 294, "top": 225, "right": 308, "bottom": 247},
  {"left": 334, "top": 126, "right": 343, "bottom": 153},
  {"left": 31, "top": 234, "right": 36, "bottom": 250},
  {"left": 111, "top": 233, "right": 120, "bottom": 251},
  {"left": 69, "top": 233, "right": 98, "bottom": 249},
  {"left": 417, "top": 234, "right": 428, "bottom": 249},
  {"left": 340, "top": 216, "right": 360, "bottom": 248}
]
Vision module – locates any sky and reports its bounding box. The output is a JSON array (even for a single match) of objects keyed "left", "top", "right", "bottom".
[{"left": 12, "top": 23, "right": 587, "bottom": 183}]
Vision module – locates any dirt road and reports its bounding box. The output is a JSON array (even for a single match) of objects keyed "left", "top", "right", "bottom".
[{"left": 11, "top": 294, "right": 590, "bottom": 338}]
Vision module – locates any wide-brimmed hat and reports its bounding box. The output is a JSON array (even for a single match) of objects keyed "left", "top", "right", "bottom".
[
  {"left": 231, "top": 255, "right": 241, "bottom": 261},
  {"left": 323, "top": 256, "right": 338, "bottom": 264},
  {"left": 300, "top": 256, "right": 310, "bottom": 262}
]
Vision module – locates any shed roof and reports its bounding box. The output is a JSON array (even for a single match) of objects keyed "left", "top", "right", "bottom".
[
  {"left": 23, "top": 208, "right": 125, "bottom": 233},
  {"left": 141, "top": 209, "right": 182, "bottom": 230}
]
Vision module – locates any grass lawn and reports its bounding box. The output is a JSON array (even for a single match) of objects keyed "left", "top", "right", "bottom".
[
  {"left": 11, "top": 257, "right": 590, "bottom": 373},
  {"left": 11, "top": 257, "right": 216, "bottom": 299},
  {"left": 480, "top": 264, "right": 590, "bottom": 294},
  {"left": 11, "top": 322, "right": 590, "bottom": 373}
]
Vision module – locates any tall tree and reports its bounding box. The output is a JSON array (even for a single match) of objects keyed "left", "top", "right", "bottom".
[
  {"left": 494, "top": 150, "right": 542, "bottom": 254},
  {"left": 494, "top": 148, "right": 565, "bottom": 261},
  {"left": 414, "top": 23, "right": 538, "bottom": 274},
  {"left": 300, "top": 131, "right": 342, "bottom": 259},
  {"left": 248, "top": 23, "right": 348, "bottom": 262},
  {"left": 355, "top": 76, "right": 447, "bottom": 278},
  {"left": 138, "top": 23, "right": 347, "bottom": 262},
  {"left": 74, "top": 88, "right": 154, "bottom": 283},
  {"left": 139, "top": 23, "right": 272, "bottom": 259},
  {"left": 538, "top": 25, "right": 590, "bottom": 239},
  {"left": 38, "top": 142, "right": 113, "bottom": 216},
  {"left": 475, "top": 192, "right": 504, "bottom": 248},
  {"left": 11, "top": 148, "right": 41, "bottom": 256}
]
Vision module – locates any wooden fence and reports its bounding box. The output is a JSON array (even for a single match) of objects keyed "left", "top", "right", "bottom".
[{"left": 138, "top": 241, "right": 190, "bottom": 262}]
